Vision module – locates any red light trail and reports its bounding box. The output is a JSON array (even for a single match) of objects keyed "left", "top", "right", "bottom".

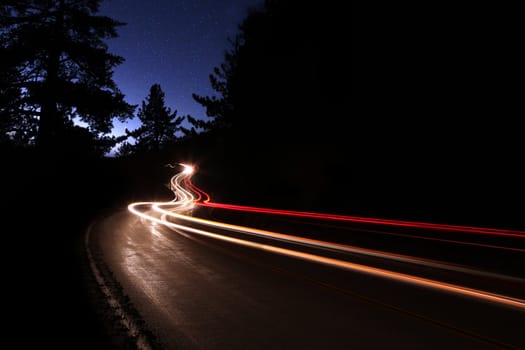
[
  {"left": 184, "top": 172, "right": 525, "bottom": 238},
  {"left": 184, "top": 172, "right": 525, "bottom": 252},
  {"left": 127, "top": 163, "right": 525, "bottom": 311},
  {"left": 196, "top": 201, "right": 525, "bottom": 238}
]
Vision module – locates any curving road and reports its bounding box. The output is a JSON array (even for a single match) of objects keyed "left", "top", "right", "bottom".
[{"left": 88, "top": 164, "right": 525, "bottom": 349}]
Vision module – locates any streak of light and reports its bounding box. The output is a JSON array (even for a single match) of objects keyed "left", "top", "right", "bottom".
[
  {"left": 342, "top": 226, "right": 525, "bottom": 253},
  {"left": 183, "top": 167, "right": 525, "bottom": 239},
  {"left": 196, "top": 202, "right": 525, "bottom": 238},
  {"left": 183, "top": 176, "right": 210, "bottom": 203},
  {"left": 183, "top": 173, "right": 524, "bottom": 251},
  {"left": 138, "top": 166, "right": 524, "bottom": 285},
  {"left": 127, "top": 163, "right": 525, "bottom": 310},
  {"left": 182, "top": 173, "right": 524, "bottom": 250},
  {"left": 196, "top": 202, "right": 525, "bottom": 252},
  {"left": 152, "top": 203, "right": 525, "bottom": 280},
  {"left": 128, "top": 202, "right": 525, "bottom": 311}
]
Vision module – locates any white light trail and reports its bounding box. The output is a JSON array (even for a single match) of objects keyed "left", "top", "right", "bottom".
[{"left": 127, "top": 163, "right": 525, "bottom": 310}]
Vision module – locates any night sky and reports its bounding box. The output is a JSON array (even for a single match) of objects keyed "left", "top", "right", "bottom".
[{"left": 99, "top": 0, "right": 263, "bottom": 136}]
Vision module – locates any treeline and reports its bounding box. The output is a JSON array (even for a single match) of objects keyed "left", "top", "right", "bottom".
[
  {"left": 1, "top": 0, "right": 523, "bottom": 228},
  {"left": 1, "top": 0, "right": 346, "bottom": 157},
  {"left": 1, "top": 0, "right": 134, "bottom": 156},
  {"left": 0, "top": 0, "right": 192, "bottom": 157}
]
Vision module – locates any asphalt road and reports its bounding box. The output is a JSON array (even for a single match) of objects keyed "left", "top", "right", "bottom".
[{"left": 90, "top": 209, "right": 524, "bottom": 350}]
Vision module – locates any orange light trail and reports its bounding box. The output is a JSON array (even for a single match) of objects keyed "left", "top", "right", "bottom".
[
  {"left": 128, "top": 203, "right": 525, "bottom": 310},
  {"left": 127, "top": 163, "right": 525, "bottom": 311}
]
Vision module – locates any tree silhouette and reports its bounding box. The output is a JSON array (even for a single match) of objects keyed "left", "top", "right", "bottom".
[
  {"left": 0, "top": 62, "right": 27, "bottom": 146},
  {"left": 120, "top": 83, "right": 185, "bottom": 155},
  {"left": 192, "top": 0, "right": 344, "bottom": 143},
  {"left": 191, "top": 39, "right": 240, "bottom": 132},
  {"left": 0, "top": 0, "right": 134, "bottom": 153},
  {"left": 189, "top": 0, "right": 351, "bottom": 213},
  {"left": 179, "top": 115, "right": 210, "bottom": 138}
]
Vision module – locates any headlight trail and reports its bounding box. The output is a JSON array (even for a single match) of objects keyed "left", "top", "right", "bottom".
[
  {"left": 128, "top": 163, "right": 525, "bottom": 311},
  {"left": 152, "top": 202, "right": 525, "bottom": 280}
]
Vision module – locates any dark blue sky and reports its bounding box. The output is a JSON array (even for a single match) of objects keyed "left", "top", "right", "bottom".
[{"left": 99, "top": 0, "right": 262, "bottom": 136}]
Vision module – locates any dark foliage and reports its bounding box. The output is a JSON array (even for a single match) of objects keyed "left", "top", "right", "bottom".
[
  {"left": 117, "top": 83, "right": 185, "bottom": 156},
  {"left": 0, "top": 0, "right": 134, "bottom": 155},
  {"left": 189, "top": 0, "right": 523, "bottom": 228},
  {"left": 193, "top": 0, "right": 346, "bottom": 142}
]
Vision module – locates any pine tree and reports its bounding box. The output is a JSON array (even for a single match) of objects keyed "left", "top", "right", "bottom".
[
  {"left": 125, "top": 84, "right": 185, "bottom": 153},
  {"left": 192, "top": 0, "right": 344, "bottom": 143},
  {"left": 191, "top": 40, "right": 240, "bottom": 132},
  {"left": 0, "top": 0, "right": 134, "bottom": 153},
  {"left": 0, "top": 61, "right": 27, "bottom": 146}
]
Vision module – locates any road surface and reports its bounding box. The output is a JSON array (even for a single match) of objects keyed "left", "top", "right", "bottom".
[
  {"left": 87, "top": 164, "right": 524, "bottom": 349},
  {"left": 88, "top": 211, "right": 523, "bottom": 350}
]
